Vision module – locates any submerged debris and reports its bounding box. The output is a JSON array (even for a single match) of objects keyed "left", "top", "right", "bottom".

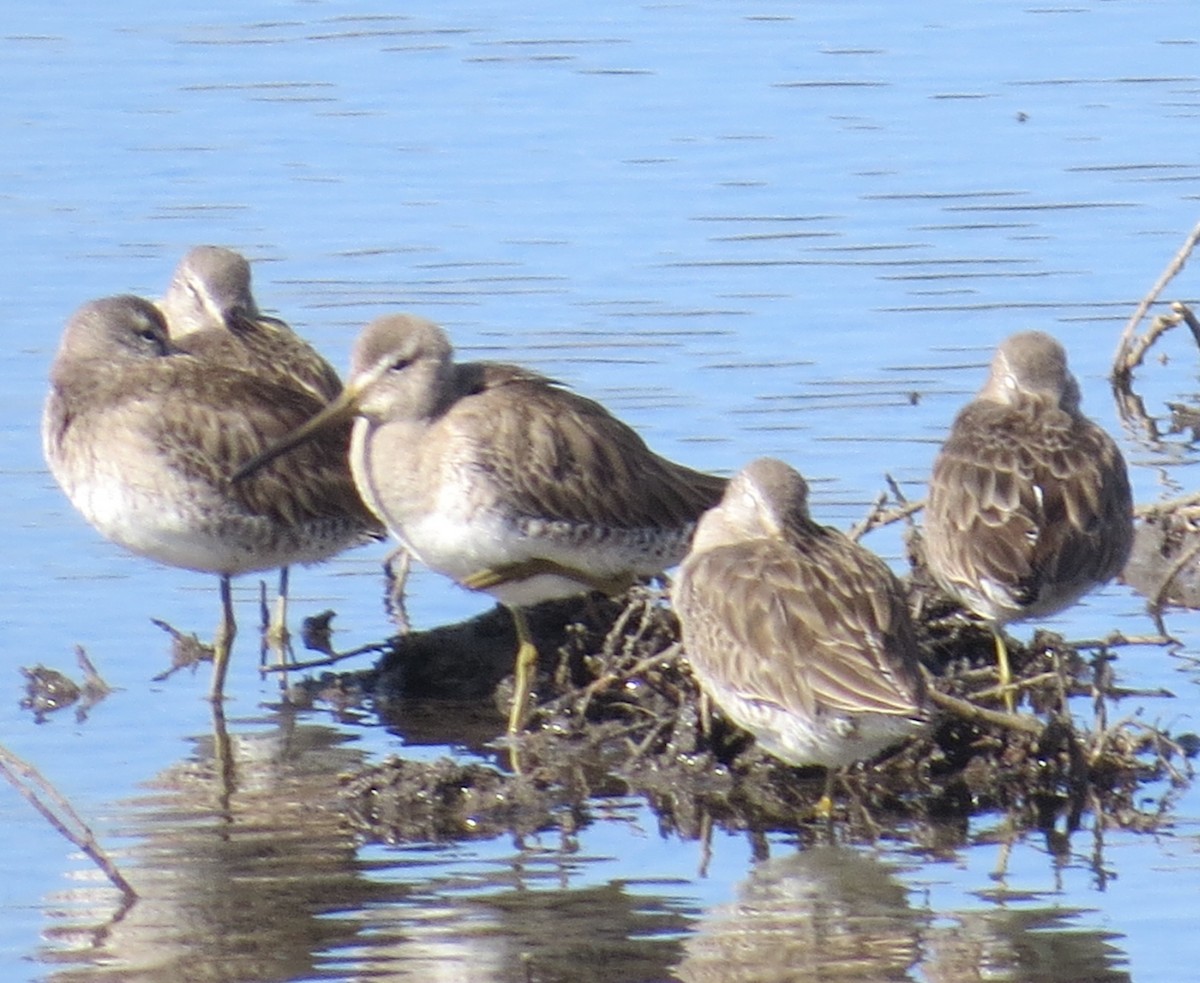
[
  {"left": 20, "top": 666, "right": 81, "bottom": 723},
  {"left": 341, "top": 756, "right": 584, "bottom": 843},
  {"left": 150, "top": 618, "right": 213, "bottom": 680},
  {"left": 20, "top": 646, "right": 112, "bottom": 723}
]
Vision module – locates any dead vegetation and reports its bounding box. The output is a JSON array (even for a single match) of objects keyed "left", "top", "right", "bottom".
[{"left": 330, "top": 573, "right": 1191, "bottom": 846}]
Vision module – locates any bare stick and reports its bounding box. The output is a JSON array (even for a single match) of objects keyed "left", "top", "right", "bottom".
[
  {"left": 1115, "top": 310, "right": 1184, "bottom": 383},
  {"left": 1151, "top": 535, "right": 1200, "bottom": 613},
  {"left": 848, "top": 490, "right": 887, "bottom": 542},
  {"left": 923, "top": 684, "right": 1044, "bottom": 735},
  {"left": 0, "top": 744, "right": 136, "bottom": 899},
  {"left": 260, "top": 638, "right": 394, "bottom": 673},
  {"left": 1067, "top": 631, "right": 1178, "bottom": 649},
  {"left": 1135, "top": 491, "right": 1200, "bottom": 518},
  {"left": 885, "top": 473, "right": 910, "bottom": 506},
  {"left": 849, "top": 497, "right": 925, "bottom": 542},
  {"left": 1112, "top": 219, "right": 1200, "bottom": 383},
  {"left": 589, "top": 643, "right": 682, "bottom": 705}
]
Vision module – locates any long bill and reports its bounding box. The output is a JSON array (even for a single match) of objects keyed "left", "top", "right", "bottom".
[{"left": 230, "top": 383, "right": 362, "bottom": 483}]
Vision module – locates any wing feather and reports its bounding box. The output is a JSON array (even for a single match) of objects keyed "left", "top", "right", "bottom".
[
  {"left": 925, "top": 396, "right": 1132, "bottom": 617},
  {"left": 141, "top": 356, "right": 378, "bottom": 530},
  {"left": 676, "top": 530, "right": 924, "bottom": 722},
  {"left": 437, "top": 369, "right": 727, "bottom": 535}
]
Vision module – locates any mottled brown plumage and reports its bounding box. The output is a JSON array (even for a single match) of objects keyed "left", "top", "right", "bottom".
[
  {"left": 159, "top": 245, "right": 343, "bottom": 402},
  {"left": 158, "top": 246, "right": 359, "bottom": 646},
  {"left": 924, "top": 330, "right": 1133, "bottom": 706},
  {"left": 235, "top": 313, "right": 727, "bottom": 732},
  {"left": 673, "top": 457, "right": 929, "bottom": 772},
  {"left": 42, "top": 295, "right": 381, "bottom": 698}
]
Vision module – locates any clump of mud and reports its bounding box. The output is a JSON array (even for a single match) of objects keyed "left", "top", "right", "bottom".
[{"left": 319, "top": 571, "right": 1192, "bottom": 847}]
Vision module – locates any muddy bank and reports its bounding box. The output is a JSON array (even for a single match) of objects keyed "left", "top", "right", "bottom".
[{"left": 285, "top": 571, "right": 1192, "bottom": 846}]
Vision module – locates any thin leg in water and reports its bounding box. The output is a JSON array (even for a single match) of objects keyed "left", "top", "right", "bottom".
[
  {"left": 506, "top": 605, "right": 539, "bottom": 736},
  {"left": 261, "top": 567, "right": 292, "bottom": 695},
  {"left": 383, "top": 546, "right": 412, "bottom": 633},
  {"left": 813, "top": 769, "right": 835, "bottom": 821},
  {"left": 268, "top": 566, "right": 291, "bottom": 657},
  {"left": 210, "top": 574, "right": 237, "bottom": 701}
]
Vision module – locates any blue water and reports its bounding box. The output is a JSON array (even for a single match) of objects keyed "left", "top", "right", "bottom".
[{"left": 4, "top": 1, "right": 1200, "bottom": 979}]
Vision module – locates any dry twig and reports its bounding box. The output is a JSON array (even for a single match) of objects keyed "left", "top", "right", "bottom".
[
  {"left": 1177, "top": 299, "right": 1200, "bottom": 348},
  {"left": 1135, "top": 492, "right": 1200, "bottom": 519},
  {"left": 260, "top": 637, "right": 394, "bottom": 673},
  {"left": 1112, "top": 219, "right": 1200, "bottom": 383},
  {"left": 921, "top": 670, "right": 1044, "bottom": 735},
  {"left": 849, "top": 471, "right": 926, "bottom": 543},
  {"left": 1152, "top": 535, "right": 1200, "bottom": 615},
  {"left": 0, "top": 744, "right": 136, "bottom": 899}
]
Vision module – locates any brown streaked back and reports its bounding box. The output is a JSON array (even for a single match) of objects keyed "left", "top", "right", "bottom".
[
  {"left": 674, "top": 458, "right": 928, "bottom": 768},
  {"left": 160, "top": 245, "right": 343, "bottom": 402},
  {"left": 44, "top": 295, "right": 381, "bottom": 575},
  {"left": 924, "top": 331, "right": 1133, "bottom": 625}
]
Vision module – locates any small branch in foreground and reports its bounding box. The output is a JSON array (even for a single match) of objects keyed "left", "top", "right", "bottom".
[
  {"left": 849, "top": 496, "right": 925, "bottom": 543},
  {"left": 1114, "top": 309, "right": 1185, "bottom": 383},
  {"left": 1135, "top": 492, "right": 1200, "bottom": 519},
  {"left": 1176, "top": 300, "right": 1200, "bottom": 349},
  {"left": 1151, "top": 535, "right": 1200, "bottom": 615},
  {"left": 0, "top": 744, "right": 136, "bottom": 900},
  {"left": 1067, "top": 631, "right": 1178, "bottom": 650}
]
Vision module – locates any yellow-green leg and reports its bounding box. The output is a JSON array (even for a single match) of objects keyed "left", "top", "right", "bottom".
[
  {"left": 210, "top": 574, "right": 237, "bottom": 702},
  {"left": 260, "top": 566, "right": 291, "bottom": 669},
  {"left": 812, "top": 769, "right": 835, "bottom": 821},
  {"left": 993, "top": 627, "right": 1015, "bottom": 713},
  {"left": 464, "top": 560, "right": 633, "bottom": 598},
  {"left": 506, "top": 606, "right": 538, "bottom": 736}
]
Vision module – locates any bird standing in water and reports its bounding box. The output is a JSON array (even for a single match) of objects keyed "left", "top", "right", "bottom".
[
  {"left": 43, "top": 295, "right": 381, "bottom": 699},
  {"left": 158, "top": 245, "right": 379, "bottom": 647}
]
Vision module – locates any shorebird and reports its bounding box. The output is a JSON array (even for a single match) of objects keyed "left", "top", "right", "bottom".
[
  {"left": 158, "top": 244, "right": 343, "bottom": 402},
  {"left": 672, "top": 457, "right": 929, "bottom": 811},
  {"left": 159, "top": 245, "right": 362, "bottom": 645},
  {"left": 42, "top": 295, "right": 382, "bottom": 699},
  {"left": 923, "top": 330, "right": 1134, "bottom": 711},
  {"left": 233, "top": 313, "right": 727, "bottom": 734}
]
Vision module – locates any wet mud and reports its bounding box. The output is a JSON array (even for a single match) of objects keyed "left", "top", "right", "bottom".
[{"left": 305, "top": 557, "right": 1193, "bottom": 847}]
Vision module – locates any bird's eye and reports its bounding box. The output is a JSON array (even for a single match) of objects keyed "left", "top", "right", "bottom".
[{"left": 389, "top": 357, "right": 412, "bottom": 372}]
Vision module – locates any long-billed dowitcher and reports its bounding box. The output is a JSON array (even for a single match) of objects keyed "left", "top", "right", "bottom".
[
  {"left": 233, "top": 313, "right": 727, "bottom": 734},
  {"left": 42, "top": 295, "right": 382, "bottom": 699},
  {"left": 159, "top": 244, "right": 343, "bottom": 402},
  {"left": 923, "top": 330, "right": 1133, "bottom": 710},
  {"left": 159, "top": 245, "right": 359, "bottom": 645},
  {"left": 671, "top": 457, "right": 929, "bottom": 809}
]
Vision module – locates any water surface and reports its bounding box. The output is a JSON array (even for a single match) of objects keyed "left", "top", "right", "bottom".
[{"left": 4, "top": 2, "right": 1200, "bottom": 980}]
